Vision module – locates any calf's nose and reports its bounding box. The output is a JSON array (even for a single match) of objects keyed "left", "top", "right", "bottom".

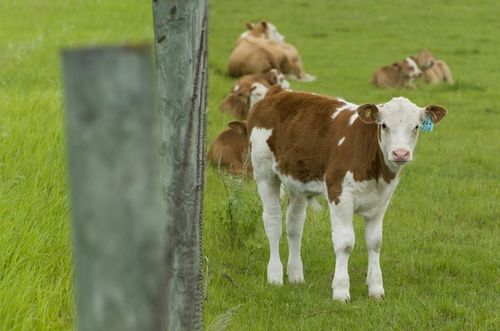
[{"left": 392, "top": 149, "right": 411, "bottom": 162}]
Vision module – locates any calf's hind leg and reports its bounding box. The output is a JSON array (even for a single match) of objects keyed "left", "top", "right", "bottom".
[
  {"left": 286, "top": 191, "right": 307, "bottom": 283},
  {"left": 256, "top": 175, "right": 283, "bottom": 285}
]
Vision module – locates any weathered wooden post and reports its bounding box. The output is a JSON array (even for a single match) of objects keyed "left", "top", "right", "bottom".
[
  {"left": 63, "top": 45, "right": 167, "bottom": 331},
  {"left": 153, "top": 0, "right": 207, "bottom": 330}
]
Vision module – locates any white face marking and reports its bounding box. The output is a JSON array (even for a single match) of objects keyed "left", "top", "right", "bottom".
[
  {"left": 377, "top": 97, "right": 425, "bottom": 170},
  {"left": 338, "top": 137, "right": 346, "bottom": 146},
  {"left": 249, "top": 82, "right": 269, "bottom": 110},
  {"left": 233, "top": 84, "right": 240, "bottom": 92},
  {"left": 266, "top": 22, "right": 285, "bottom": 42},
  {"left": 405, "top": 57, "right": 422, "bottom": 77}
]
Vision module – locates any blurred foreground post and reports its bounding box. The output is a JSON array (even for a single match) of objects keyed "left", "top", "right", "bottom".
[
  {"left": 153, "top": 1, "right": 208, "bottom": 330},
  {"left": 63, "top": 45, "right": 166, "bottom": 331}
]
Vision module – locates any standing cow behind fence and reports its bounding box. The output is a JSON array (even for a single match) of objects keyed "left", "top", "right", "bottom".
[{"left": 247, "top": 86, "right": 447, "bottom": 301}]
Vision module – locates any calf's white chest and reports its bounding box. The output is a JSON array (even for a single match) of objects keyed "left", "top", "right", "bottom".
[{"left": 340, "top": 171, "right": 399, "bottom": 217}]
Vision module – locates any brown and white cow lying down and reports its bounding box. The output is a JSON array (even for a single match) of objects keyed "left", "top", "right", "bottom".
[
  {"left": 372, "top": 58, "right": 422, "bottom": 89},
  {"left": 220, "top": 69, "right": 290, "bottom": 120},
  {"left": 207, "top": 121, "right": 252, "bottom": 177},
  {"left": 247, "top": 86, "right": 447, "bottom": 301},
  {"left": 412, "top": 50, "right": 454, "bottom": 84},
  {"left": 227, "top": 21, "right": 315, "bottom": 81},
  {"left": 220, "top": 82, "right": 269, "bottom": 120}
]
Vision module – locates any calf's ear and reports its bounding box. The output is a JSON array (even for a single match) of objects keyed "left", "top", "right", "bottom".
[
  {"left": 425, "top": 105, "right": 447, "bottom": 124},
  {"left": 228, "top": 121, "right": 247, "bottom": 134},
  {"left": 357, "top": 104, "right": 379, "bottom": 124},
  {"left": 260, "top": 21, "right": 268, "bottom": 30},
  {"left": 245, "top": 22, "right": 254, "bottom": 30}
]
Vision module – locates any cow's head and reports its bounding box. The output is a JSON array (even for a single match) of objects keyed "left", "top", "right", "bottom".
[
  {"left": 414, "top": 49, "right": 436, "bottom": 70},
  {"left": 243, "top": 21, "right": 285, "bottom": 42},
  {"left": 357, "top": 97, "right": 447, "bottom": 170},
  {"left": 220, "top": 85, "right": 253, "bottom": 120},
  {"left": 268, "top": 69, "right": 290, "bottom": 89},
  {"left": 394, "top": 58, "right": 422, "bottom": 79}
]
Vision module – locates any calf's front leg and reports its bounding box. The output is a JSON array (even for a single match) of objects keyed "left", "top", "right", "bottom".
[
  {"left": 364, "top": 209, "right": 387, "bottom": 300},
  {"left": 329, "top": 198, "right": 355, "bottom": 302}
]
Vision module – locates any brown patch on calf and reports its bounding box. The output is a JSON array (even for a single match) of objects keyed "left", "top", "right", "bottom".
[
  {"left": 207, "top": 121, "right": 252, "bottom": 177},
  {"left": 265, "top": 84, "right": 286, "bottom": 97},
  {"left": 248, "top": 90, "right": 395, "bottom": 204}
]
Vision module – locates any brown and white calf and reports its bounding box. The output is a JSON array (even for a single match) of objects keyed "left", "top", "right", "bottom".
[
  {"left": 372, "top": 58, "right": 422, "bottom": 89},
  {"left": 234, "top": 69, "right": 290, "bottom": 90},
  {"left": 228, "top": 21, "right": 315, "bottom": 81},
  {"left": 247, "top": 86, "right": 447, "bottom": 301},
  {"left": 220, "top": 82, "right": 270, "bottom": 120},
  {"left": 207, "top": 121, "right": 252, "bottom": 177},
  {"left": 220, "top": 69, "right": 290, "bottom": 119},
  {"left": 412, "top": 50, "right": 454, "bottom": 84}
]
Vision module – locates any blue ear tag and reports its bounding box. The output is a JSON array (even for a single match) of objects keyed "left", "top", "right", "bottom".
[{"left": 420, "top": 116, "right": 434, "bottom": 132}]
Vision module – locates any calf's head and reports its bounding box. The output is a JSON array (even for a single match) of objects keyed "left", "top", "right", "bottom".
[
  {"left": 395, "top": 58, "right": 422, "bottom": 79},
  {"left": 414, "top": 49, "right": 436, "bottom": 70},
  {"left": 357, "top": 97, "right": 447, "bottom": 169},
  {"left": 243, "top": 21, "right": 285, "bottom": 42},
  {"left": 268, "top": 69, "right": 290, "bottom": 89}
]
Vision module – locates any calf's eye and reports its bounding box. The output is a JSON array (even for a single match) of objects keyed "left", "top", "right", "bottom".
[{"left": 381, "top": 123, "right": 387, "bottom": 130}]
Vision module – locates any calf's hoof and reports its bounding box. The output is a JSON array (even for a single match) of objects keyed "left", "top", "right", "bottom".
[
  {"left": 267, "top": 264, "right": 283, "bottom": 285},
  {"left": 287, "top": 263, "right": 304, "bottom": 284},
  {"left": 332, "top": 290, "right": 350, "bottom": 303},
  {"left": 368, "top": 286, "right": 385, "bottom": 301}
]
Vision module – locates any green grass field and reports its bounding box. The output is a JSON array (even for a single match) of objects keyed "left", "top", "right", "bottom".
[{"left": 1, "top": 0, "right": 498, "bottom": 330}]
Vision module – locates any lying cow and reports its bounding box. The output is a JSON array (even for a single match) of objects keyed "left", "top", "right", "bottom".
[
  {"left": 220, "top": 69, "right": 289, "bottom": 120},
  {"left": 372, "top": 58, "right": 422, "bottom": 89},
  {"left": 207, "top": 121, "right": 252, "bottom": 177},
  {"left": 220, "top": 82, "right": 269, "bottom": 120},
  {"left": 247, "top": 86, "right": 447, "bottom": 301},
  {"left": 412, "top": 50, "right": 454, "bottom": 84},
  {"left": 234, "top": 69, "right": 290, "bottom": 90},
  {"left": 228, "top": 21, "right": 315, "bottom": 81}
]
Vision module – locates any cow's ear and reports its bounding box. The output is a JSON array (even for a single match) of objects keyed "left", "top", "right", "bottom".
[
  {"left": 357, "top": 104, "right": 379, "bottom": 124},
  {"left": 425, "top": 105, "right": 447, "bottom": 124},
  {"left": 392, "top": 62, "right": 401, "bottom": 70},
  {"left": 228, "top": 121, "right": 247, "bottom": 134},
  {"left": 245, "top": 22, "right": 254, "bottom": 30},
  {"left": 260, "top": 21, "right": 267, "bottom": 30}
]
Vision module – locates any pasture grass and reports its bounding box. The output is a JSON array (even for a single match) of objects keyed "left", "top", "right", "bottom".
[{"left": 0, "top": 0, "right": 498, "bottom": 330}]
